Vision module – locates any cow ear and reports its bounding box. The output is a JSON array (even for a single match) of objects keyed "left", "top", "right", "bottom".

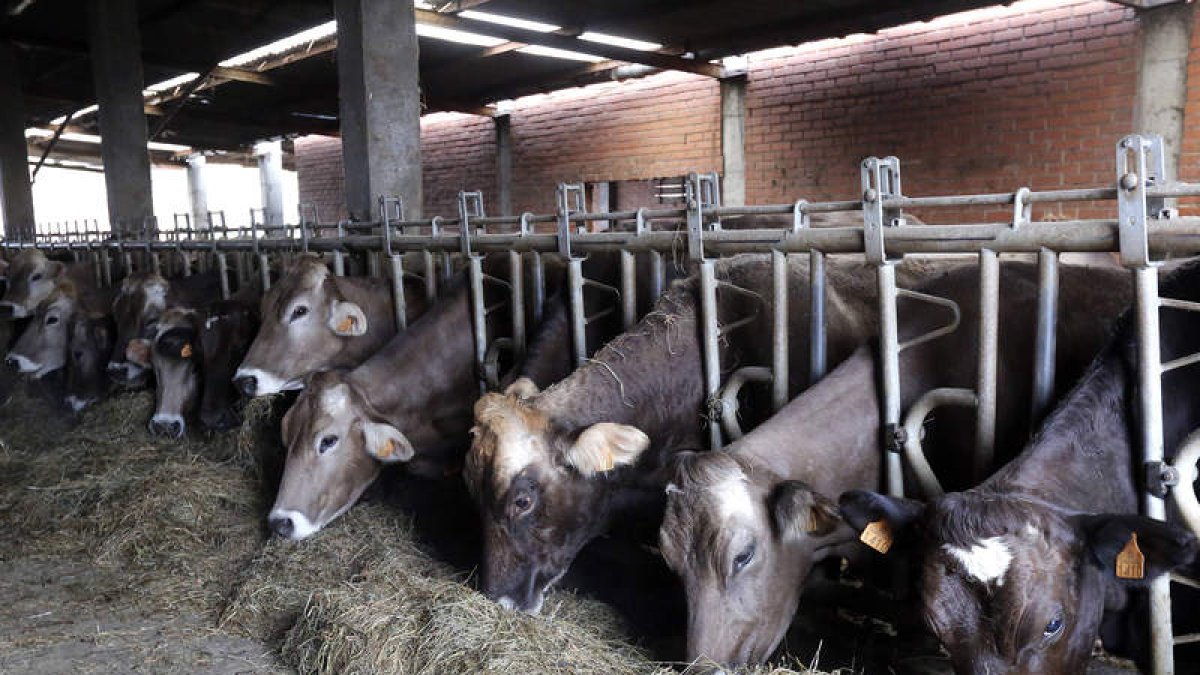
[
  {"left": 45, "top": 260, "right": 65, "bottom": 279},
  {"left": 503, "top": 377, "right": 539, "bottom": 399},
  {"left": 1077, "top": 514, "right": 1198, "bottom": 585},
  {"left": 773, "top": 481, "right": 842, "bottom": 539},
  {"left": 562, "top": 422, "right": 649, "bottom": 477},
  {"left": 361, "top": 420, "right": 414, "bottom": 464},
  {"left": 838, "top": 490, "right": 925, "bottom": 555},
  {"left": 328, "top": 300, "right": 367, "bottom": 336}
]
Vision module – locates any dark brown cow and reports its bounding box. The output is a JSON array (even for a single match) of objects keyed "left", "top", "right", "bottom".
[
  {"left": 463, "top": 254, "right": 940, "bottom": 614},
  {"left": 267, "top": 263, "right": 576, "bottom": 540},
  {"left": 839, "top": 260, "right": 1200, "bottom": 674},
  {"left": 64, "top": 311, "right": 116, "bottom": 412},
  {"left": 197, "top": 298, "right": 259, "bottom": 431},
  {"left": 148, "top": 307, "right": 202, "bottom": 438},
  {"left": 658, "top": 262, "right": 1133, "bottom": 665},
  {"left": 233, "top": 255, "right": 431, "bottom": 397},
  {"left": 108, "top": 271, "right": 221, "bottom": 385}
]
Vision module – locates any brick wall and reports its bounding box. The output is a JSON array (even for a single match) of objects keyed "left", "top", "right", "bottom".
[
  {"left": 1178, "top": 6, "right": 1200, "bottom": 215},
  {"left": 297, "top": 0, "right": 1167, "bottom": 225},
  {"left": 295, "top": 135, "right": 346, "bottom": 223}
]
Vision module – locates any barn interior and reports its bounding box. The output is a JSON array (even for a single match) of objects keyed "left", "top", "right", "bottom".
[{"left": 0, "top": 1, "right": 1198, "bottom": 674}]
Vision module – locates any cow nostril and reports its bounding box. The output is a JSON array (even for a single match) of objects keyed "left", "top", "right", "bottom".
[
  {"left": 4, "top": 357, "right": 16, "bottom": 369},
  {"left": 269, "top": 516, "right": 294, "bottom": 538},
  {"left": 235, "top": 376, "right": 258, "bottom": 397}
]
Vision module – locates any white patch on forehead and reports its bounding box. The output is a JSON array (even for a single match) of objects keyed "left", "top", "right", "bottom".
[
  {"left": 944, "top": 537, "right": 1013, "bottom": 586},
  {"left": 495, "top": 430, "right": 540, "bottom": 485},
  {"left": 711, "top": 475, "right": 756, "bottom": 521},
  {"left": 143, "top": 281, "right": 168, "bottom": 312},
  {"left": 319, "top": 383, "right": 352, "bottom": 413}
]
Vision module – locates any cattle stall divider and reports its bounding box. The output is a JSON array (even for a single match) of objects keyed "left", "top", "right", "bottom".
[{"left": 7, "top": 134, "right": 1200, "bottom": 673}]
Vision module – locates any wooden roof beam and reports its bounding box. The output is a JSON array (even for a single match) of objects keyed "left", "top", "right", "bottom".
[{"left": 414, "top": 8, "right": 724, "bottom": 78}]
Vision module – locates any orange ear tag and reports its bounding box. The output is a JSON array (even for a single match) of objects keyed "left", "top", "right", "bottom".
[
  {"left": 601, "top": 449, "right": 615, "bottom": 471},
  {"left": 860, "top": 519, "right": 894, "bottom": 554},
  {"left": 377, "top": 439, "right": 395, "bottom": 459},
  {"left": 180, "top": 343, "right": 193, "bottom": 359},
  {"left": 1115, "top": 532, "right": 1145, "bottom": 580},
  {"left": 337, "top": 317, "right": 355, "bottom": 333}
]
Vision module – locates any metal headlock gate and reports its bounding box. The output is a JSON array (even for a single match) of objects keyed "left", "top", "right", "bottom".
[{"left": 4, "top": 134, "right": 1200, "bottom": 672}]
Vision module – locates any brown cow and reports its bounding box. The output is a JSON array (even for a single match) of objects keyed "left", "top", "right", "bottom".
[
  {"left": 107, "top": 271, "right": 221, "bottom": 385},
  {"left": 658, "top": 262, "right": 1134, "bottom": 666},
  {"left": 6, "top": 279, "right": 81, "bottom": 378},
  {"left": 233, "top": 255, "right": 431, "bottom": 397},
  {"left": 840, "top": 260, "right": 1200, "bottom": 675},
  {"left": 64, "top": 311, "right": 116, "bottom": 412},
  {"left": 148, "top": 307, "right": 202, "bottom": 438},
  {"left": 463, "top": 254, "right": 940, "bottom": 614},
  {"left": 0, "top": 249, "right": 92, "bottom": 319}
]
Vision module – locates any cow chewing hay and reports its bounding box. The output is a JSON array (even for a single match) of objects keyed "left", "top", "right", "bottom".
[{"left": 0, "top": 387, "right": 823, "bottom": 674}]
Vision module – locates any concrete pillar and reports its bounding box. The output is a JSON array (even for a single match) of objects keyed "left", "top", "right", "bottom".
[
  {"left": 0, "top": 43, "right": 34, "bottom": 240},
  {"left": 255, "top": 141, "right": 285, "bottom": 227},
  {"left": 1133, "top": 2, "right": 1195, "bottom": 181},
  {"left": 720, "top": 76, "right": 747, "bottom": 207},
  {"left": 335, "top": 0, "right": 423, "bottom": 221},
  {"left": 185, "top": 154, "right": 208, "bottom": 233},
  {"left": 87, "top": 0, "right": 153, "bottom": 236},
  {"left": 495, "top": 114, "right": 512, "bottom": 216}
]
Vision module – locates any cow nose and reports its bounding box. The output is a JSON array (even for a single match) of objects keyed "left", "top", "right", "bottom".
[
  {"left": 202, "top": 407, "right": 241, "bottom": 433},
  {"left": 149, "top": 418, "right": 184, "bottom": 438},
  {"left": 0, "top": 303, "right": 12, "bottom": 319},
  {"left": 234, "top": 375, "right": 258, "bottom": 397},
  {"left": 269, "top": 515, "right": 294, "bottom": 538},
  {"left": 4, "top": 356, "right": 18, "bottom": 369},
  {"left": 107, "top": 362, "right": 127, "bottom": 380}
]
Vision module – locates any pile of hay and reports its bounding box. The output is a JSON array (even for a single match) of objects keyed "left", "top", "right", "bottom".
[{"left": 2, "top": 387, "right": 825, "bottom": 674}]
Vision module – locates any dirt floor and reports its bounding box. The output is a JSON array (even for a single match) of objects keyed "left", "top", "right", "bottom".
[{"left": 0, "top": 379, "right": 1146, "bottom": 675}]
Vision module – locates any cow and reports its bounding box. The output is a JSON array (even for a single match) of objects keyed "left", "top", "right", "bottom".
[
  {"left": 462, "top": 254, "right": 942, "bottom": 614},
  {"left": 266, "top": 261, "right": 578, "bottom": 541},
  {"left": 107, "top": 271, "right": 222, "bottom": 386},
  {"left": 838, "top": 260, "right": 1200, "bottom": 674},
  {"left": 197, "top": 298, "right": 259, "bottom": 431},
  {"left": 6, "top": 278, "right": 81, "bottom": 379},
  {"left": 0, "top": 249, "right": 94, "bottom": 319},
  {"left": 64, "top": 311, "right": 116, "bottom": 412},
  {"left": 656, "top": 262, "right": 1134, "bottom": 666},
  {"left": 147, "top": 307, "right": 201, "bottom": 438},
  {"left": 233, "top": 255, "right": 432, "bottom": 398}
]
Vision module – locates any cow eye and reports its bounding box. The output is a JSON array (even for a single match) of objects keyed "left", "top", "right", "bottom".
[
  {"left": 318, "top": 434, "right": 338, "bottom": 454},
  {"left": 45, "top": 315, "right": 59, "bottom": 325},
  {"left": 1043, "top": 616, "right": 1064, "bottom": 640},
  {"left": 512, "top": 490, "right": 534, "bottom": 514},
  {"left": 30, "top": 273, "right": 41, "bottom": 282},
  {"left": 73, "top": 350, "right": 84, "bottom": 360},
  {"left": 290, "top": 305, "right": 309, "bottom": 321},
  {"left": 732, "top": 543, "right": 756, "bottom": 575}
]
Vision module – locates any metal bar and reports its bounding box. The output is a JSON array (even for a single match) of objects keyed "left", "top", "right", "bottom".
[
  {"left": 216, "top": 253, "right": 231, "bottom": 300},
  {"left": 1030, "top": 248, "right": 1059, "bottom": 425},
  {"left": 389, "top": 254, "right": 407, "bottom": 331},
  {"left": 509, "top": 250, "right": 525, "bottom": 363},
  {"left": 719, "top": 366, "right": 773, "bottom": 441},
  {"left": 568, "top": 257, "right": 587, "bottom": 368},
  {"left": 772, "top": 250, "right": 789, "bottom": 410},
  {"left": 649, "top": 250, "right": 666, "bottom": 301},
  {"left": 469, "top": 255, "right": 488, "bottom": 394},
  {"left": 974, "top": 248, "right": 1000, "bottom": 480},
  {"left": 422, "top": 250, "right": 438, "bottom": 303},
  {"left": 258, "top": 253, "right": 271, "bottom": 292},
  {"left": 700, "top": 259, "right": 723, "bottom": 451},
  {"left": 903, "top": 387, "right": 977, "bottom": 498},
  {"left": 620, "top": 250, "right": 637, "bottom": 330},
  {"left": 878, "top": 262, "right": 904, "bottom": 497},
  {"left": 809, "top": 250, "right": 826, "bottom": 382},
  {"left": 530, "top": 253, "right": 545, "bottom": 325},
  {"left": 1171, "top": 431, "right": 1200, "bottom": 539}
]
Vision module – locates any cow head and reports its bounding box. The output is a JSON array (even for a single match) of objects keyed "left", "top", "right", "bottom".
[
  {"left": 65, "top": 312, "right": 116, "bottom": 411},
  {"left": 109, "top": 272, "right": 169, "bottom": 384},
  {"left": 659, "top": 452, "right": 853, "bottom": 665},
  {"left": 6, "top": 279, "right": 77, "bottom": 378},
  {"left": 234, "top": 256, "right": 368, "bottom": 397},
  {"left": 268, "top": 370, "right": 401, "bottom": 539},
  {"left": 464, "top": 389, "right": 650, "bottom": 614},
  {"left": 148, "top": 307, "right": 201, "bottom": 438},
  {"left": 197, "top": 304, "right": 258, "bottom": 432},
  {"left": 840, "top": 490, "right": 1198, "bottom": 675},
  {"left": 0, "top": 249, "right": 66, "bottom": 319}
]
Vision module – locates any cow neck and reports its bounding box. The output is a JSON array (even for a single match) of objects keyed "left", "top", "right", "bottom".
[
  {"left": 729, "top": 346, "right": 880, "bottom": 498},
  {"left": 345, "top": 283, "right": 475, "bottom": 431},
  {"left": 536, "top": 288, "right": 706, "bottom": 448}
]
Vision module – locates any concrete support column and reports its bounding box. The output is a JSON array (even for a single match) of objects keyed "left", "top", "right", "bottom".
[
  {"left": 0, "top": 43, "right": 34, "bottom": 240},
  {"left": 255, "top": 141, "right": 285, "bottom": 227},
  {"left": 87, "top": 0, "right": 153, "bottom": 236},
  {"left": 495, "top": 114, "right": 512, "bottom": 216},
  {"left": 186, "top": 154, "right": 208, "bottom": 232},
  {"left": 1133, "top": 2, "right": 1195, "bottom": 181},
  {"left": 720, "top": 75, "right": 747, "bottom": 207},
  {"left": 335, "top": 0, "right": 423, "bottom": 221}
]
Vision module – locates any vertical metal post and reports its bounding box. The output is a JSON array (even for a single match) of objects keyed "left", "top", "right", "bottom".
[
  {"left": 468, "top": 255, "right": 488, "bottom": 394},
  {"left": 333, "top": 220, "right": 347, "bottom": 277},
  {"left": 649, "top": 250, "right": 665, "bottom": 301},
  {"left": 367, "top": 250, "right": 380, "bottom": 278},
  {"left": 259, "top": 254, "right": 271, "bottom": 292},
  {"left": 809, "top": 250, "right": 826, "bottom": 382},
  {"left": 1031, "top": 248, "right": 1059, "bottom": 424},
  {"left": 975, "top": 248, "right": 1000, "bottom": 480},
  {"left": 216, "top": 253, "right": 231, "bottom": 300},
  {"left": 509, "top": 250, "right": 526, "bottom": 362},
  {"left": 568, "top": 258, "right": 587, "bottom": 368},
  {"left": 771, "top": 249, "right": 789, "bottom": 411},
  {"left": 530, "top": 252, "right": 545, "bottom": 325},
  {"left": 100, "top": 248, "right": 113, "bottom": 287},
  {"left": 620, "top": 250, "right": 637, "bottom": 330},
  {"left": 1117, "top": 134, "right": 1173, "bottom": 675},
  {"left": 422, "top": 250, "right": 437, "bottom": 303},
  {"left": 390, "top": 254, "right": 407, "bottom": 331},
  {"left": 700, "top": 259, "right": 723, "bottom": 450}
]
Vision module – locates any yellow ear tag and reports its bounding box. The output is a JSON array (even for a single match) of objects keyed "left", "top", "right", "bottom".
[
  {"left": 860, "top": 519, "right": 893, "bottom": 554},
  {"left": 180, "top": 343, "right": 193, "bottom": 359},
  {"left": 1115, "top": 532, "right": 1145, "bottom": 580},
  {"left": 601, "top": 449, "right": 615, "bottom": 472},
  {"left": 377, "top": 439, "right": 395, "bottom": 459},
  {"left": 337, "top": 317, "right": 355, "bottom": 333}
]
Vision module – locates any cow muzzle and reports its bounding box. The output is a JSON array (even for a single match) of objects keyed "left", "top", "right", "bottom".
[
  {"left": 6, "top": 353, "right": 38, "bottom": 374},
  {"left": 267, "top": 509, "right": 320, "bottom": 540},
  {"left": 148, "top": 414, "right": 186, "bottom": 439},
  {"left": 0, "top": 301, "right": 26, "bottom": 319}
]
